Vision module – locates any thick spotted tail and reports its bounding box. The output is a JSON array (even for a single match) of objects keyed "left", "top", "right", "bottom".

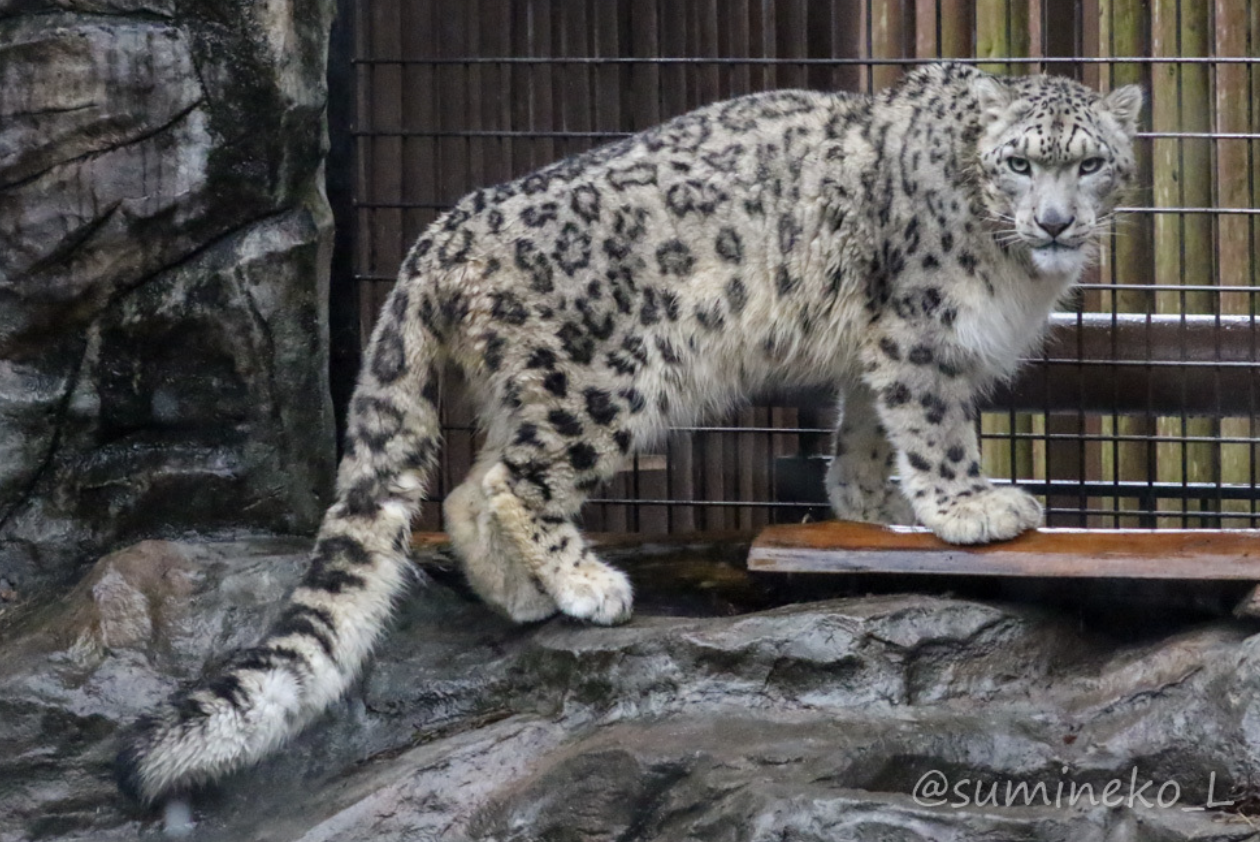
[{"left": 117, "top": 284, "right": 443, "bottom": 806}]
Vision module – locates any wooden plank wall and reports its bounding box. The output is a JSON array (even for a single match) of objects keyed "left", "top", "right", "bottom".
[{"left": 348, "top": 1, "right": 1260, "bottom": 534}]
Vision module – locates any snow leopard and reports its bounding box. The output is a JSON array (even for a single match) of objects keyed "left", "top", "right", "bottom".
[{"left": 117, "top": 62, "right": 1142, "bottom": 806}]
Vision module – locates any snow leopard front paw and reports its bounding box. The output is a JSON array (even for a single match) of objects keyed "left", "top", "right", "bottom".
[
  {"left": 918, "top": 486, "right": 1042, "bottom": 545},
  {"left": 552, "top": 559, "right": 634, "bottom": 625}
]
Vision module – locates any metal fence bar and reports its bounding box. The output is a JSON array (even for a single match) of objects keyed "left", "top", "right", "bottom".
[
  {"left": 352, "top": 54, "right": 1260, "bottom": 65},
  {"left": 341, "top": 0, "right": 1260, "bottom": 533}
]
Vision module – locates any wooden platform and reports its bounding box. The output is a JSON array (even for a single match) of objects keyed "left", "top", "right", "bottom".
[
  {"left": 408, "top": 523, "right": 1260, "bottom": 619},
  {"left": 748, "top": 521, "right": 1260, "bottom": 619},
  {"left": 748, "top": 520, "right": 1260, "bottom": 580}
]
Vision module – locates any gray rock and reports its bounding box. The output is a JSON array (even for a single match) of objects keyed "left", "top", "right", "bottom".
[
  {"left": 3, "top": 536, "right": 1260, "bottom": 841},
  {"left": 0, "top": 0, "right": 336, "bottom": 592}
]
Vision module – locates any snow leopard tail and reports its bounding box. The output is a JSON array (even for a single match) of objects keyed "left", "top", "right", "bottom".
[{"left": 116, "top": 281, "right": 443, "bottom": 806}]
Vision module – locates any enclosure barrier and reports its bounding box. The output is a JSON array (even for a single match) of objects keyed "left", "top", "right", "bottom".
[{"left": 332, "top": 0, "right": 1260, "bottom": 533}]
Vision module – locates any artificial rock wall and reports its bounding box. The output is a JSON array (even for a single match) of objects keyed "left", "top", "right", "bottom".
[{"left": 0, "top": 0, "right": 337, "bottom": 592}]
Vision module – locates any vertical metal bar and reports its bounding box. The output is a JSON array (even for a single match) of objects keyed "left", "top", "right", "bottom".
[
  {"left": 593, "top": 0, "right": 629, "bottom": 533},
  {"left": 631, "top": 0, "right": 667, "bottom": 533},
  {"left": 369, "top": 0, "right": 403, "bottom": 327},
  {"left": 403, "top": 0, "right": 442, "bottom": 530}
]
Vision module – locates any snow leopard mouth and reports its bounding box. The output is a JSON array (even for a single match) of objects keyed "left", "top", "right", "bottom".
[{"left": 1031, "top": 241, "right": 1080, "bottom": 252}]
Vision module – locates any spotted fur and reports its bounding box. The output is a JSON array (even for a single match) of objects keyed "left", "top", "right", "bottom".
[{"left": 116, "top": 63, "right": 1141, "bottom": 806}]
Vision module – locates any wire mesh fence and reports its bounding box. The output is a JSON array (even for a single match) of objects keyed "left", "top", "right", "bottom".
[{"left": 335, "top": 0, "right": 1260, "bottom": 533}]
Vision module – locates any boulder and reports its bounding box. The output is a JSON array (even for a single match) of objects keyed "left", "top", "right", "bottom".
[
  {"left": 0, "top": 0, "right": 336, "bottom": 593},
  {"left": 3, "top": 536, "right": 1260, "bottom": 841}
]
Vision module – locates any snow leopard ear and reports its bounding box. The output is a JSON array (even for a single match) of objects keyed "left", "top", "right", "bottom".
[
  {"left": 972, "top": 75, "right": 1014, "bottom": 128},
  {"left": 1101, "top": 84, "right": 1144, "bottom": 139}
]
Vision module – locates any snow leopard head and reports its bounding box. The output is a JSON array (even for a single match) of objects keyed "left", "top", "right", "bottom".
[{"left": 973, "top": 72, "right": 1143, "bottom": 276}]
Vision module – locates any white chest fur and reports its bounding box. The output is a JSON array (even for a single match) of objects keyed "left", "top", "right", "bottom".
[{"left": 951, "top": 261, "right": 1079, "bottom": 381}]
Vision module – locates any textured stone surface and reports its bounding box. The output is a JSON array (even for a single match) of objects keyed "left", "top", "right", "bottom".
[
  {"left": 3, "top": 537, "right": 1260, "bottom": 841},
  {"left": 0, "top": 0, "right": 336, "bottom": 592}
]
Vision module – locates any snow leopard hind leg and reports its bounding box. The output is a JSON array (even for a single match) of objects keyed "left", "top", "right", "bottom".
[
  {"left": 451, "top": 395, "right": 639, "bottom": 626},
  {"left": 116, "top": 283, "right": 443, "bottom": 808},
  {"left": 481, "top": 457, "right": 633, "bottom": 626},
  {"left": 443, "top": 457, "right": 560, "bottom": 623}
]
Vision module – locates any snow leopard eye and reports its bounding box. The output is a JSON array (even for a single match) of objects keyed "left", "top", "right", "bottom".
[
  {"left": 1079, "top": 156, "right": 1105, "bottom": 175},
  {"left": 1007, "top": 156, "right": 1031, "bottom": 175}
]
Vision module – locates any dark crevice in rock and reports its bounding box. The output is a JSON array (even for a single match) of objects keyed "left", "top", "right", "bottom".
[
  {"left": 183, "top": 26, "right": 212, "bottom": 111},
  {"left": 4, "top": 102, "right": 99, "bottom": 119},
  {"left": 19, "top": 201, "right": 122, "bottom": 279},
  {"left": 0, "top": 99, "right": 205, "bottom": 192},
  {"left": 0, "top": 339, "right": 88, "bottom": 532},
  {"left": 235, "top": 265, "right": 286, "bottom": 439},
  {"left": 0, "top": 8, "right": 176, "bottom": 25},
  {"left": 100, "top": 205, "right": 295, "bottom": 316}
]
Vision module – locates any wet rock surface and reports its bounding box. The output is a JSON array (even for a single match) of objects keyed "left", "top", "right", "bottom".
[
  {"left": 0, "top": 0, "right": 337, "bottom": 593},
  {"left": 3, "top": 536, "right": 1260, "bottom": 841}
]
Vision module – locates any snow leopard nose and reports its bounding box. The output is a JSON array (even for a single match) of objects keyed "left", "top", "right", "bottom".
[{"left": 1037, "top": 211, "right": 1074, "bottom": 239}]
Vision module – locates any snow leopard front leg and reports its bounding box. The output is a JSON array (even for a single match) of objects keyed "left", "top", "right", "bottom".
[
  {"left": 826, "top": 383, "right": 917, "bottom": 525},
  {"left": 861, "top": 326, "right": 1043, "bottom": 545}
]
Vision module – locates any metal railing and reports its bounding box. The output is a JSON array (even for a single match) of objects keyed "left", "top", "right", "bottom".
[{"left": 333, "top": 0, "right": 1260, "bottom": 532}]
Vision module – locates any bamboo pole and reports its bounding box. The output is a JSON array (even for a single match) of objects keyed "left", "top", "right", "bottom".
[
  {"left": 1253, "top": 0, "right": 1260, "bottom": 528},
  {"left": 975, "top": 1, "right": 1034, "bottom": 488},
  {"left": 1096, "top": 0, "right": 1154, "bottom": 526},
  {"left": 1215, "top": 1, "right": 1253, "bottom": 527},
  {"left": 976, "top": 0, "right": 1030, "bottom": 75},
  {"left": 1027, "top": 0, "right": 1090, "bottom": 525},
  {"left": 1151, "top": 0, "right": 1215, "bottom": 527},
  {"left": 941, "top": 0, "right": 974, "bottom": 57},
  {"left": 916, "top": 0, "right": 972, "bottom": 59},
  {"left": 862, "top": 0, "right": 908, "bottom": 91},
  {"left": 1254, "top": 0, "right": 1260, "bottom": 315},
  {"left": 915, "top": 0, "right": 938, "bottom": 57},
  {"left": 1067, "top": 3, "right": 1111, "bottom": 527}
]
